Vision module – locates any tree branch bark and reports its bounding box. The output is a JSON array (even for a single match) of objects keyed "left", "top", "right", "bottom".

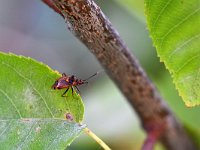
[{"left": 42, "top": 0, "right": 197, "bottom": 149}]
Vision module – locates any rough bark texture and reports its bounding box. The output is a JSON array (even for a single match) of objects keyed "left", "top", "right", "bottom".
[{"left": 42, "top": 0, "right": 197, "bottom": 149}]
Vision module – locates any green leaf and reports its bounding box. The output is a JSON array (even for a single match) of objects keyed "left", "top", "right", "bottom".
[
  {"left": 145, "top": 0, "right": 200, "bottom": 107},
  {"left": 0, "top": 52, "right": 85, "bottom": 149},
  {"left": 0, "top": 119, "right": 85, "bottom": 149}
]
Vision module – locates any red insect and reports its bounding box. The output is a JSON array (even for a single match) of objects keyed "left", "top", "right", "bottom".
[{"left": 52, "top": 72, "right": 97, "bottom": 96}]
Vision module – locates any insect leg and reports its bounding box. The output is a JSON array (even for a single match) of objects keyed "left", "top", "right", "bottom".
[
  {"left": 74, "top": 86, "right": 81, "bottom": 93},
  {"left": 71, "top": 87, "right": 74, "bottom": 95},
  {"left": 62, "top": 88, "right": 69, "bottom": 97}
]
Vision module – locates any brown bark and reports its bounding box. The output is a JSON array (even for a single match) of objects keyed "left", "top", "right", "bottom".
[{"left": 42, "top": 0, "right": 197, "bottom": 149}]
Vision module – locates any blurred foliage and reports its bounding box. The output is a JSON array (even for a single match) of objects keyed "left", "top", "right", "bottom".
[
  {"left": 113, "top": 0, "right": 145, "bottom": 22},
  {"left": 184, "top": 124, "right": 200, "bottom": 148}
]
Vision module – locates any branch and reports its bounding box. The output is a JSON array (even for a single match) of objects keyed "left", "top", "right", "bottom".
[{"left": 42, "top": 0, "right": 197, "bottom": 149}]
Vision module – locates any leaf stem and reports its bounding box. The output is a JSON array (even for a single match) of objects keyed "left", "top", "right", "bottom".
[{"left": 84, "top": 127, "right": 111, "bottom": 150}]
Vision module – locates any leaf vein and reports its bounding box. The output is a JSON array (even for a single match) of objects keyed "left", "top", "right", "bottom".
[
  {"left": 1, "top": 62, "right": 55, "bottom": 118},
  {"left": 16, "top": 121, "right": 36, "bottom": 150},
  {"left": 0, "top": 120, "right": 11, "bottom": 138},
  {"left": 152, "top": 0, "right": 172, "bottom": 28},
  {"left": 168, "top": 33, "right": 200, "bottom": 59},
  {"left": 175, "top": 53, "right": 200, "bottom": 73},
  {"left": 160, "top": 7, "right": 200, "bottom": 48},
  {"left": 0, "top": 89, "right": 22, "bottom": 118},
  {"left": 46, "top": 124, "right": 64, "bottom": 150}
]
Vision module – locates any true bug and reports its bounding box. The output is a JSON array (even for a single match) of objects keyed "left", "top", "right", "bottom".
[{"left": 52, "top": 72, "right": 98, "bottom": 97}]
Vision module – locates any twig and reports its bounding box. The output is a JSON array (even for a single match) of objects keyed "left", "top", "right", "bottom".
[
  {"left": 84, "top": 127, "right": 111, "bottom": 150},
  {"left": 41, "top": 0, "right": 197, "bottom": 149}
]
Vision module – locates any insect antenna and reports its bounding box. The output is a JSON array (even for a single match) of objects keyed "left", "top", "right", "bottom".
[{"left": 83, "top": 71, "right": 102, "bottom": 82}]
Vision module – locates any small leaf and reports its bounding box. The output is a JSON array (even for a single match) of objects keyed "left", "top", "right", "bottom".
[
  {"left": 0, "top": 52, "right": 85, "bottom": 149},
  {"left": 145, "top": 0, "right": 200, "bottom": 107},
  {"left": 0, "top": 119, "right": 85, "bottom": 149}
]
